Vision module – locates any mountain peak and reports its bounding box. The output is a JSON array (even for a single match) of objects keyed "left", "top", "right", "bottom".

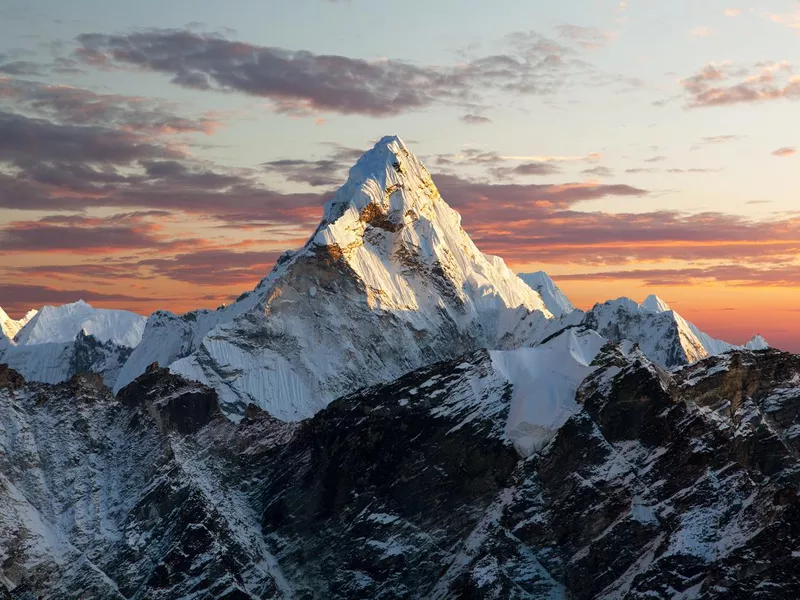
[
  {"left": 14, "top": 301, "right": 145, "bottom": 347},
  {"left": 745, "top": 334, "right": 769, "bottom": 350},
  {"left": 315, "top": 135, "right": 437, "bottom": 245},
  {"left": 0, "top": 306, "right": 38, "bottom": 340},
  {"left": 518, "top": 271, "right": 576, "bottom": 317},
  {"left": 642, "top": 294, "right": 671, "bottom": 313}
]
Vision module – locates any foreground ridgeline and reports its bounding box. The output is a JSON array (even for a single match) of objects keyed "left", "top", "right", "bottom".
[
  {"left": 1, "top": 136, "right": 792, "bottom": 598},
  {"left": 1, "top": 340, "right": 799, "bottom": 597}
]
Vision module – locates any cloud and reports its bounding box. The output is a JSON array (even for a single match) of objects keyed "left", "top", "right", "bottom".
[
  {"left": 435, "top": 173, "right": 647, "bottom": 218},
  {"left": 689, "top": 26, "right": 713, "bottom": 37},
  {"left": 509, "top": 162, "right": 562, "bottom": 176},
  {"left": 262, "top": 158, "right": 344, "bottom": 187},
  {"left": 582, "top": 166, "right": 614, "bottom": 177},
  {"left": 0, "top": 104, "right": 328, "bottom": 225},
  {"left": 0, "top": 61, "right": 44, "bottom": 76},
  {"left": 74, "top": 28, "right": 635, "bottom": 117},
  {"left": 772, "top": 147, "right": 797, "bottom": 157},
  {"left": 680, "top": 61, "right": 800, "bottom": 108},
  {"left": 432, "top": 148, "right": 600, "bottom": 169},
  {"left": 0, "top": 110, "right": 179, "bottom": 166},
  {"left": 0, "top": 79, "right": 219, "bottom": 134},
  {"left": 262, "top": 144, "right": 361, "bottom": 187},
  {"left": 428, "top": 173, "right": 800, "bottom": 266},
  {"left": 0, "top": 213, "right": 192, "bottom": 254},
  {"left": 766, "top": 11, "right": 800, "bottom": 32},
  {"left": 724, "top": 8, "right": 742, "bottom": 17},
  {"left": 556, "top": 25, "right": 616, "bottom": 50},
  {"left": 554, "top": 264, "right": 800, "bottom": 287},
  {"left": 460, "top": 114, "right": 492, "bottom": 125},
  {"left": 76, "top": 29, "right": 463, "bottom": 116},
  {"left": 666, "top": 168, "right": 720, "bottom": 174},
  {"left": 692, "top": 134, "right": 743, "bottom": 149},
  {"left": 137, "top": 249, "right": 283, "bottom": 285}
]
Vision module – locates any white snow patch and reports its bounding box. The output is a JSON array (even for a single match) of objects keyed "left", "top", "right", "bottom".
[{"left": 491, "top": 328, "right": 606, "bottom": 456}]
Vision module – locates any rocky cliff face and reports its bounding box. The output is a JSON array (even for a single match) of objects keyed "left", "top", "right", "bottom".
[{"left": 3, "top": 343, "right": 800, "bottom": 598}]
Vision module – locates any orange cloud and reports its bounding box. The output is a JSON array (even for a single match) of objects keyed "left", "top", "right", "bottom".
[{"left": 772, "top": 147, "right": 797, "bottom": 157}]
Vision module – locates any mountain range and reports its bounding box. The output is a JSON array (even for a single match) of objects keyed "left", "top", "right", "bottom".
[{"left": 1, "top": 136, "right": 796, "bottom": 599}]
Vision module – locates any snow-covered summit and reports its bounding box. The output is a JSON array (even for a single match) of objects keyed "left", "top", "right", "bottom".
[
  {"left": 642, "top": 294, "right": 671, "bottom": 313},
  {"left": 581, "top": 294, "right": 774, "bottom": 369},
  {"left": 745, "top": 334, "right": 769, "bottom": 350},
  {"left": 315, "top": 136, "right": 442, "bottom": 242},
  {"left": 151, "top": 136, "right": 556, "bottom": 419},
  {"left": 14, "top": 300, "right": 145, "bottom": 347},
  {"left": 585, "top": 296, "right": 718, "bottom": 367},
  {"left": 518, "top": 271, "right": 576, "bottom": 317},
  {"left": 0, "top": 307, "right": 37, "bottom": 340},
  {"left": 302, "top": 135, "right": 551, "bottom": 321},
  {"left": 0, "top": 300, "right": 147, "bottom": 386}
]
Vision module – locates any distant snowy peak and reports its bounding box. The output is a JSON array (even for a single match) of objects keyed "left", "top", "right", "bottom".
[
  {"left": 584, "top": 295, "right": 753, "bottom": 369},
  {"left": 0, "top": 307, "right": 37, "bottom": 340},
  {"left": 745, "top": 334, "right": 770, "bottom": 350},
  {"left": 518, "top": 271, "right": 576, "bottom": 317},
  {"left": 14, "top": 300, "right": 145, "bottom": 347}
]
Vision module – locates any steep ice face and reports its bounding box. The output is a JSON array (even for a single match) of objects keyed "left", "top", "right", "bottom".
[
  {"left": 14, "top": 300, "right": 145, "bottom": 348},
  {"left": 113, "top": 289, "right": 263, "bottom": 393},
  {"left": 165, "top": 136, "right": 554, "bottom": 420},
  {"left": 518, "top": 271, "right": 576, "bottom": 317},
  {"left": 492, "top": 328, "right": 606, "bottom": 456}
]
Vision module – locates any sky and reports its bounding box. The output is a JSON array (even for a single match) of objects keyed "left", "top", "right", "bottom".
[{"left": 1, "top": 0, "right": 799, "bottom": 351}]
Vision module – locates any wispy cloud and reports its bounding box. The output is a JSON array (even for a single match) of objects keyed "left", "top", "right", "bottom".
[
  {"left": 692, "top": 134, "right": 743, "bottom": 149},
  {"left": 74, "top": 28, "right": 638, "bottom": 118},
  {"left": 679, "top": 61, "right": 800, "bottom": 108},
  {"left": 460, "top": 114, "right": 492, "bottom": 125},
  {"left": 772, "top": 146, "right": 797, "bottom": 157},
  {"left": 689, "top": 26, "right": 713, "bottom": 37},
  {"left": 0, "top": 79, "right": 219, "bottom": 134},
  {"left": 557, "top": 24, "right": 616, "bottom": 50},
  {"left": 766, "top": 10, "right": 800, "bottom": 32}
]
